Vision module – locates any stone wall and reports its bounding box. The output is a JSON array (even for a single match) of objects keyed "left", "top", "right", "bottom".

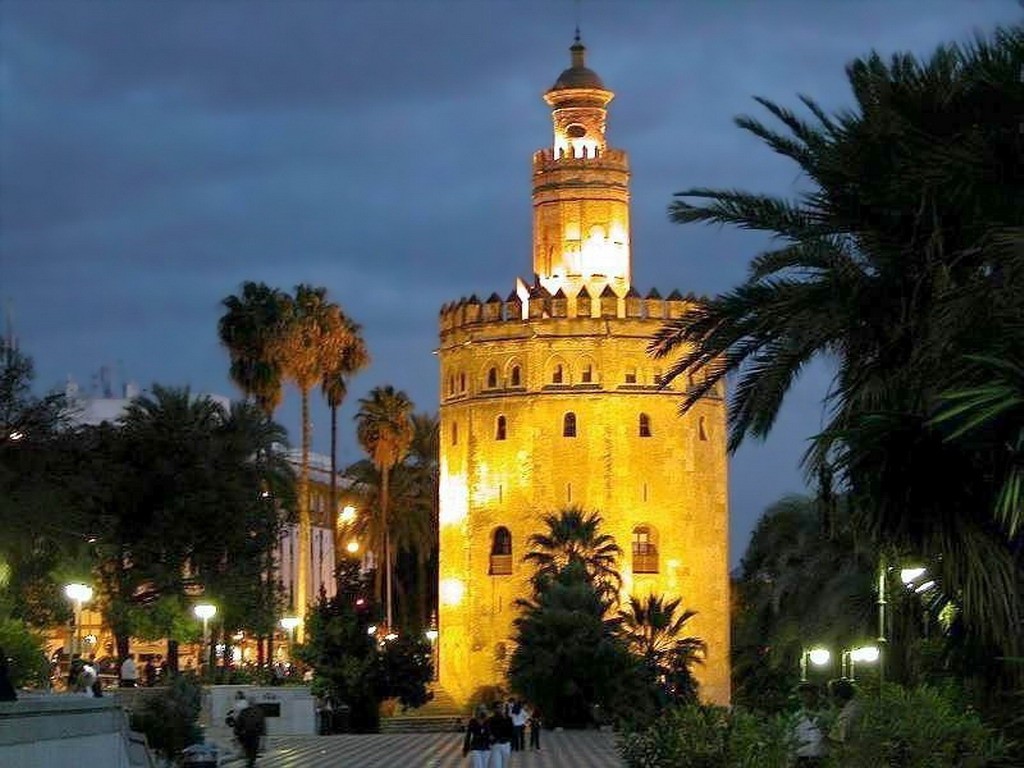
[{"left": 437, "top": 289, "right": 731, "bottom": 708}]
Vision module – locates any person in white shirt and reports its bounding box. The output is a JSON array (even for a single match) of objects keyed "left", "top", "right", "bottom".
[{"left": 119, "top": 654, "right": 138, "bottom": 688}]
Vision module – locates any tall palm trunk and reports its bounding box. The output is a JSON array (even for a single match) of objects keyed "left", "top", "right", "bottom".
[
  {"left": 329, "top": 403, "right": 340, "bottom": 590},
  {"left": 382, "top": 465, "right": 392, "bottom": 629},
  {"left": 296, "top": 387, "right": 311, "bottom": 641}
]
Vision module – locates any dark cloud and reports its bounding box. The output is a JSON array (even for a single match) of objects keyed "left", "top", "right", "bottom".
[{"left": 4, "top": 0, "right": 1020, "bottom": 565}]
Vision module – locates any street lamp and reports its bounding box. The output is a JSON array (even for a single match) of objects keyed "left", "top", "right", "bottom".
[
  {"left": 426, "top": 611, "right": 439, "bottom": 681},
  {"left": 799, "top": 646, "right": 831, "bottom": 682},
  {"left": 339, "top": 505, "right": 357, "bottom": 525},
  {"left": 194, "top": 603, "right": 217, "bottom": 678},
  {"left": 64, "top": 582, "right": 94, "bottom": 656},
  {"left": 280, "top": 616, "right": 301, "bottom": 650},
  {"left": 842, "top": 645, "right": 879, "bottom": 680}
]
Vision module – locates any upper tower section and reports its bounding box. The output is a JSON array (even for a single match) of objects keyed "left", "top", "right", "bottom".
[{"left": 533, "top": 33, "right": 631, "bottom": 299}]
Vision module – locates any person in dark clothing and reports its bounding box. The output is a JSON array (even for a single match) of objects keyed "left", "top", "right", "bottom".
[
  {"left": 487, "top": 701, "right": 514, "bottom": 768},
  {"left": 0, "top": 647, "right": 17, "bottom": 701},
  {"left": 528, "top": 706, "right": 541, "bottom": 750},
  {"left": 143, "top": 657, "right": 156, "bottom": 687},
  {"left": 234, "top": 698, "right": 266, "bottom": 768},
  {"left": 462, "top": 705, "right": 491, "bottom": 768}
]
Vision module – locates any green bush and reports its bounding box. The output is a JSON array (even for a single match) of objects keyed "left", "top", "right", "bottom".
[
  {"left": 128, "top": 674, "right": 203, "bottom": 762},
  {"left": 618, "top": 704, "right": 793, "bottom": 768},
  {"left": 0, "top": 618, "right": 48, "bottom": 689},
  {"left": 831, "top": 684, "right": 1007, "bottom": 767}
]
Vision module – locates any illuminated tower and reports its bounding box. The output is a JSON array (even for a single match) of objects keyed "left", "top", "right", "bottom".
[{"left": 437, "top": 36, "right": 730, "bottom": 708}]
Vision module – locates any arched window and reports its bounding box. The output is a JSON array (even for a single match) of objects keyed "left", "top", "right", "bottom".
[
  {"left": 625, "top": 366, "right": 637, "bottom": 384},
  {"left": 639, "top": 413, "right": 651, "bottom": 438},
  {"left": 459, "top": 373, "right": 466, "bottom": 392},
  {"left": 699, "top": 416, "right": 708, "bottom": 441},
  {"left": 510, "top": 366, "right": 522, "bottom": 387},
  {"left": 496, "top": 415, "right": 507, "bottom": 441},
  {"left": 581, "top": 363, "right": 593, "bottom": 383},
  {"left": 563, "top": 412, "right": 577, "bottom": 438},
  {"left": 451, "top": 422, "right": 458, "bottom": 445},
  {"left": 490, "top": 526, "right": 512, "bottom": 575},
  {"left": 632, "top": 525, "right": 659, "bottom": 573},
  {"left": 552, "top": 364, "right": 564, "bottom": 384},
  {"left": 487, "top": 367, "right": 498, "bottom": 389}
]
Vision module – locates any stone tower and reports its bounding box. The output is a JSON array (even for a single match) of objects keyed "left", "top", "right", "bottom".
[{"left": 436, "top": 36, "right": 730, "bottom": 707}]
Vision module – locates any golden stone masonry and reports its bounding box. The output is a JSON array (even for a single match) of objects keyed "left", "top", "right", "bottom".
[{"left": 437, "top": 36, "right": 730, "bottom": 707}]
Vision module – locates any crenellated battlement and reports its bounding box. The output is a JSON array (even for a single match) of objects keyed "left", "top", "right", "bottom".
[
  {"left": 439, "top": 282, "right": 700, "bottom": 336},
  {"left": 532, "top": 146, "right": 629, "bottom": 172}
]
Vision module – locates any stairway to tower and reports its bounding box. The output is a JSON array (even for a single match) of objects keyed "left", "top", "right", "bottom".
[{"left": 379, "top": 683, "right": 467, "bottom": 733}]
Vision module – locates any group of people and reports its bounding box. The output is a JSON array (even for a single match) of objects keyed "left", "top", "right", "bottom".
[
  {"left": 462, "top": 699, "right": 541, "bottom": 767},
  {"left": 793, "top": 678, "right": 862, "bottom": 766}
]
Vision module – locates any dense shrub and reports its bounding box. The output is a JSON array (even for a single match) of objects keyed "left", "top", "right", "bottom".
[
  {"left": 618, "top": 704, "right": 793, "bottom": 768},
  {"left": 128, "top": 674, "right": 203, "bottom": 762},
  {"left": 832, "top": 684, "right": 1007, "bottom": 767},
  {"left": 0, "top": 618, "right": 48, "bottom": 689}
]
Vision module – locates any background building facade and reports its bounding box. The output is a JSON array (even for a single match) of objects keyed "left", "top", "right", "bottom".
[{"left": 437, "top": 38, "right": 730, "bottom": 706}]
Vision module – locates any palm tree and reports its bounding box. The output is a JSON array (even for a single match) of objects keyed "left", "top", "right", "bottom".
[
  {"left": 354, "top": 385, "right": 414, "bottom": 630},
  {"left": 649, "top": 26, "right": 1023, "bottom": 656},
  {"left": 272, "top": 285, "right": 350, "bottom": 632},
  {"left": 343, "top": 456, "right": 432, "bottom": 628},
  {"left": 523, "top": 506, "right": 622, "bottom": 602},
  {"left": 620, "top": 594, "right": 706, "bottom": 705},
  {"left": 218, "top": 282, "right": 287, "bottom": 416},
  {"left": 407, "top": 412, "right": 439, "bottom": 626},
  {"left": 321, "top": 312, "right": 370, "bottom": 570}
]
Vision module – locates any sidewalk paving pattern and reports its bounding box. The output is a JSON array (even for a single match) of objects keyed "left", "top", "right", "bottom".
[{"left": 228, "top": 730, "right": 622, "bottom": 768}]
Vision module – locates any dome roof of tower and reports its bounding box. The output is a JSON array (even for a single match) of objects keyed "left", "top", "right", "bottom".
[{"left": 549, "top": 40, "right": 605, "bottom": 92}]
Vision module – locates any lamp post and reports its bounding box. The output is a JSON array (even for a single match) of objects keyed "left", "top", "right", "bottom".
[
  {"left": 280, "top": 616, "right": 300, "bottom": 656},
  {"left": 842, "top": 645, "right": 879, "bottom": 681},
  {"left": 194, "top": 603, "right": 217, "bottom": 679},
  {"left": 64, "top": 583, "right": 94, "bottom": 656},
  {"left": 799, "top": 646, "right": 831, "bottom": 682},
  {"left": 425, "top": 611, "right": 439, "bottom": 682}
]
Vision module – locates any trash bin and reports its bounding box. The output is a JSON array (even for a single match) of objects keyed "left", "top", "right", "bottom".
[
  {"left": 333, "top": 703, "right": 352, "bottom": 733},
  {"left": 181, "top": 743, "right": 219, "bottom": 768}
]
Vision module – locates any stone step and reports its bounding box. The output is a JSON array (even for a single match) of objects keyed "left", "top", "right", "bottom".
[{"left": 379, "top": 714, "right": 466, "bottom": 733}]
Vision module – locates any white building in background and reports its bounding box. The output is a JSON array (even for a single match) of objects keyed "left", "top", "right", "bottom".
[{"left": 277, "top": 448, "right": 341, "bottom": 611}]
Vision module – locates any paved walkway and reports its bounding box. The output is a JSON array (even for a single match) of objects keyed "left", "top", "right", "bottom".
[{"left": 222, "top": 730, "right": 622, "bottom": 767}]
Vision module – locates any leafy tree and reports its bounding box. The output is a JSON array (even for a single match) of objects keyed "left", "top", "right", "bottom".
[
  {"left": 620, "top": 593, "right": 706, "bottom": 705},
  {"left": 650, "top": 24, "right": 1024, "bottom": 660},
  {"left": 0, "top": 346, "right": 78, "bottom": 627},
  {"left": 0, "top": 617, "right": 49, "bottom": 688},
  {"left": 523, "top": 506, "right": 623, "bottom": 602},
  {"left": 509, "top": 561, "right": 642, "bottom": 728},
  {"left": 377, "top": 633, "right": 433, "bottom": 710},
  {"left": 298, "top": 588, "right": 381, "bottom": 733},
  {"left": 354, "top": 385, "right": 414, "bottom": 630}
]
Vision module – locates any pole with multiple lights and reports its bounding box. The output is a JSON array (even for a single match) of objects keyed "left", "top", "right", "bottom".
[{"left": 64, "top": 583, "right": 94, "bottom": 656}]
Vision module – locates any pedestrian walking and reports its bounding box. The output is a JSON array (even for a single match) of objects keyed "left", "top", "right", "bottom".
[
  {"left": 119, "top": 653, "right": 138, "bottom": 688},
  {"left": 510, "top": 700, "right": 526, "bottom": 751},
  {"left": 528, "top": 706, "right": 542, "bottom": 750},
  {"left": 487, "top": 701, "right": 513, "bottom": 768},
  {"left": 793, "top": 682, "right": 826, "bottom": 766},
  {"left": 234, "top": 696, "right": 266, "bottom": 768},
  {"left": 0, "top": 647, "right": 17, "bottom": 701},
  {"left": 462, "top": 705, "right": 492, "bottom": 768}
]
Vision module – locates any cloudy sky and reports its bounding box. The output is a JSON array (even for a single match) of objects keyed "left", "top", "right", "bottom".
[{"left": 3, "top": 0, "right": 1019, "bottom": 565}]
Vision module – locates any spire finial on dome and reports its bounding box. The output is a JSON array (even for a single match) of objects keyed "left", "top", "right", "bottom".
[{"left": 570, "top": 27, "right": 585, "bottom": 69}]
